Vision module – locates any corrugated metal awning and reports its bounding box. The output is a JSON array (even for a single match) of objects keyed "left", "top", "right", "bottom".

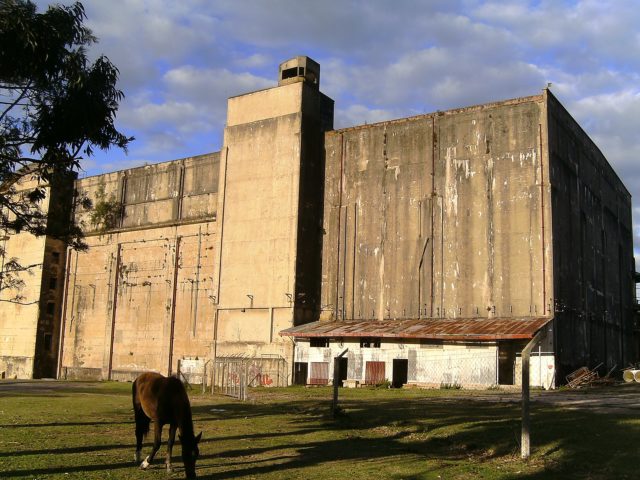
[{"left": 280, "top": 317, "right": 552, "bottom": 342}]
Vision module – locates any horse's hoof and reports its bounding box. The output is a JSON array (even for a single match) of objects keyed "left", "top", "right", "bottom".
[
  {"left": 166, "top": 464, "right": 173, "bottom": 474},
  {"left": 140, "top": 457, "right": 150, "bottom": 469},
  {"left": 134, "top": 451, "right": 141, "bottom": 463}
]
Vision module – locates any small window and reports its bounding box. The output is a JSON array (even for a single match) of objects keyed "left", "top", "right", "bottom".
[
  {"left": 310, "top": 337, "right": 329, "bottom": 348},
  {"left": 51, "top": 252, "right": 60, "bottom": 264},
  {"left": 281, "top": 67, "right": 298, "bottom": 80},
  {"left": 360, "top": 338, "right": 381, "bottom": 348},
  {"left": 49, "top": 277, "right": 57, "bottom": 290},
  {"left": 421, "top": 340, "right": 444, "bottom": 349},
  {"left": 297, "top": 67, "right": 305, "bottom": 76},
  {"left": 43, "top": 333, "right": 52, "bottom": 351},
  {"left": 46, "top": 302, "right": 55, "bottom": 315}
]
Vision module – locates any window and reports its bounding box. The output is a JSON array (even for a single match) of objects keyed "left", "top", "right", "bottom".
[
  {"left": 281, "top": 67, "right": 298, "bottom": 80},
  {"left": 360, "top": 338, "right": 381, "bottom": 348},
  {"left": 51, "top": 251, "right": 60, "bottom": 264},
  {"left": 49, "top": 277, "right": 57, "bottom": 290},
  {"left": 310, "top": 337, "right": 329, "bottom": 348},
  {"left": 45, "top": 302, "right": 55, "bottom": 315},
  {"left": 420, "top": 340, "right": 444, "bottom": 349},
  {"left": 43, "top": 333, "right": 52, "bottom": 351}
]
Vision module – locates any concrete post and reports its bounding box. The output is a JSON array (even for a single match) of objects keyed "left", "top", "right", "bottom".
[{"left": 521, "top": 330, "right": 544, "bottom": 459}]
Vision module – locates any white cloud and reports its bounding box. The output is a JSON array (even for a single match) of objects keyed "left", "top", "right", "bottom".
[
  {"left": 163, "top": 66, "right": 272, "bottom": 105},
  {"left": 233, "top": 53, "right": 273, "bottom": 69},
  {"left": 335, "top": 105, "right": 398, "bottom": 129},
  {"left": 32, "top": 0, "right": 640, "bottom": 257}
]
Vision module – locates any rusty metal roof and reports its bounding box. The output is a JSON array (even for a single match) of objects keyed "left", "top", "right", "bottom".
[{"left": 280, "top": 317, "right": 552, "bottom": 341}]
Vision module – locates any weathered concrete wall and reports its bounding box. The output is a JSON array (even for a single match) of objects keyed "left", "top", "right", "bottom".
[
  {"left": 321, "top": 96, "right": 552, "bottom": 324},
  {"left": 214, "top": 81, "right": 332, "bottom": 363},
  {"left": 60, "top": 154, "right": 219, "bottom": 380},
  {"left": 0, "top": 210, "right": 44, "bottom": 378},
  {"left": 0, "top": 173, "right": 71, "bottom": 379},
  {"left": 75, "top": 153, "right": 219, "bottom": 233},
  {"left": 547, "top": 90, "right": 636, "bottom": 376}
]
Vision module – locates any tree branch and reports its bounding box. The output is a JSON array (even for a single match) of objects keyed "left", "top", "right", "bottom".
[
  {"left": 0, "top": 81, "right": 32, "bottom": 123},
  {"left": 0, "top": 298, "right": 39, "bottom": 305}
]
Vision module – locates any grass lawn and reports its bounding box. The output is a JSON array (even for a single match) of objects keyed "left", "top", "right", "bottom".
[{"left": 0, "top": 382, "right": 638, "bottom": 479}]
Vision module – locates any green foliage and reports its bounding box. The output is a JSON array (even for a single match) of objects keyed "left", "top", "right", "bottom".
[
  {"left": 0, "top": 0, "right": 131, "bottom": 297},
  {"left": 89, "top": 182, "right": 121, "bottom": 232}
]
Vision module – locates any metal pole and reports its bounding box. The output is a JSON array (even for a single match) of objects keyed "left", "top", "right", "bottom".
[
  {"left": 332, "top": 349, "right": 349, "bottom": 416},
  {"left": 522, "top": 330, "right": 544, "bottom": 459}
]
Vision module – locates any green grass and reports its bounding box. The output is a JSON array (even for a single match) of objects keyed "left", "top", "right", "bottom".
[{"left": 1, "top": 382, "right": 638, "bottom": 479}]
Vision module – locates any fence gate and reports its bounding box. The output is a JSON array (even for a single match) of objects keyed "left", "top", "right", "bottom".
[{"left": 212, "top": 356, "right": 288, "bottom": 400}]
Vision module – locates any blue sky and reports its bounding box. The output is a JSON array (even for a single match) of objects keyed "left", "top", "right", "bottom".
[{"left": 36, "top": 0, "right": 640, "bottom": 263}]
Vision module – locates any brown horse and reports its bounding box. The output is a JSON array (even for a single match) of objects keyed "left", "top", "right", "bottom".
[{"left": 132, "top": 372, "right": 202, "bottom": 479}]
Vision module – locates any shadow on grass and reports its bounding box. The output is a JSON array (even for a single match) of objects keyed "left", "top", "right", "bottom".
[
  {"left": 193, "top": 395, "right": 640, "bottom": 480},
  {"left": 0, "top": 441, "right": 130, "bottom": 458},
  {"left": 0, "top": 460, "right": 136, "bottom": 478},
  {"left": 2, "top": 386, "right": 639, "bottom": 479},
  {"left": 0, "top": 420, "right": 128, "bottom": 429}
]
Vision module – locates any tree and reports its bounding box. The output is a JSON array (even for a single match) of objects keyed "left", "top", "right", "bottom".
[{"left": 0, "top": 0, "right": 132, "bottom": 301}]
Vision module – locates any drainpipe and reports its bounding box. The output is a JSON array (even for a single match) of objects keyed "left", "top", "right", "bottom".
[
  {"left": 56, "top": 248, "right": 73, "bottom": 379},
  {"left": 521, "top": 329, "right": 545, "bottom": 459},
  {"left": 334, "top": 134, "right": 344, "bottom": 319},
  {"left": 539, "top": 124, "right": 547, "bottom": 314},
  {"left": 168, "top": 236, "right": 181, "bottom": 376},
  {"left": 107, "top": 244, "right": 122, "bottom": 381}
]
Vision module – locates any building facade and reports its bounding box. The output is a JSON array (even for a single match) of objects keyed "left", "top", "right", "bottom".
[{"left": 1, "top": 57, "right": 636, "bottom": 386}]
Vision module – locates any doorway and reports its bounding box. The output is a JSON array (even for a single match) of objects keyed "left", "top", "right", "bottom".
[
  {"left": 392, "top": 359, "right": 408, "bottom": 388},
  {"left": 293, "top": 362, "right": 308, "bottom": 385},
  {"left": 337, "top": 357, "right": 348, "bottom": 386}
]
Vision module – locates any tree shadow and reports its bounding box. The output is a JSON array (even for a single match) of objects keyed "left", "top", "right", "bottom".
[
  {"left": 192, "top": 394, "right": 640, "bottom": 479},
  {"left": 0, "top": 459, "right": 135, "bottom": 478},
  {"left": 0, "top": 420, "right": 127, "bottom": 429},
  {"left": 0, "top": 441, "right": 130, "bottom": 458},
  {"left": 2, "top": 386, "right": 639, "bottom": 479}
]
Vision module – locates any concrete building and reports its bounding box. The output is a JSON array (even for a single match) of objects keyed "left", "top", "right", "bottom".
[
  {"left": 0, "top": 57, "right": 636, "bottom": 387},
  {"left": 0, "top": 171, "right": 74, "bottom": 379}
]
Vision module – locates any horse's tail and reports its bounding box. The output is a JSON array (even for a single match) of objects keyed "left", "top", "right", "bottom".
[{"left": 132, "top": 379, "right": 150, "bottom": 438}]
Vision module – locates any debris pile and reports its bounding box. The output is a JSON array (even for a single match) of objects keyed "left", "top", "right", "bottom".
[{"left": 565, "top": 363, "right": 617, "bottom": 388}]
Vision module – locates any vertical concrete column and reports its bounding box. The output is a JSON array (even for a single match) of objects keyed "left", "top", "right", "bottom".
[{"left": 213, "top": 59, "right": 333, "bottom": 363}]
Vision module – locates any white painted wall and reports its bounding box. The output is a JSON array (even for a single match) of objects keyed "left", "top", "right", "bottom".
[{"left": 294, "top": 339, "right": 499, "bottom": 387}]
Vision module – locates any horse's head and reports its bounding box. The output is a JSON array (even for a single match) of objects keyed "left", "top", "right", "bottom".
[{"left": 180, "top": 431, "right": 202, "bottom": 479}]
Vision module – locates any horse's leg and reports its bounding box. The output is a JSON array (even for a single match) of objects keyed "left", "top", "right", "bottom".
[
  {"left": 141, "top": 422, "right": 163, "bottom": 469},
  {"left": 165, "top": 423, "right": 177, "bottom": 473},
  {"left": 134, "top": 406, "right": 150, "bottom": 463}
]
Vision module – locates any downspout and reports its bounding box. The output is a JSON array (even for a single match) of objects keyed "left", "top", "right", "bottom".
[
  {"left": 107, "top": 244, "right": 122, "bottom": 381},
  {"left": 215, "top": 147, "right": 229, "bottom": 306},
  {"left": 334, "top": 134, "right": 345, "bottom": 319},
  {"left": 539, "top": 123, "right": 547, "bottom": 314},
  {"left": 168, "top": 236, "right": 181, "bottom": 375},
  {"left": 430, "top": 116, "right": 437, "bottom": 317},
  {"left": 56, "top": 247, "right": 73, "bottom": 379}
]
